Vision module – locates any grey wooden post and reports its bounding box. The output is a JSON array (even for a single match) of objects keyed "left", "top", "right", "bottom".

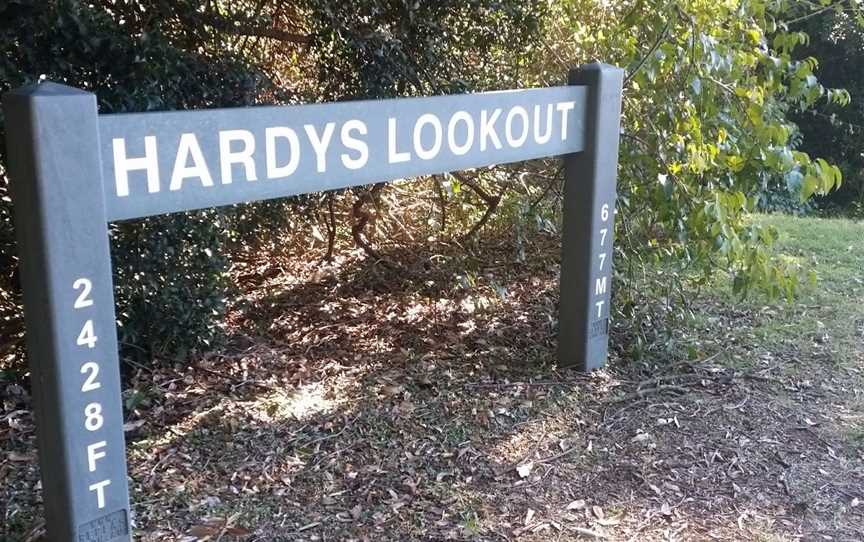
[
  {"left": 558, "top": 63, "right": 623, "bottom": 371},
  {"left": 3, "top": 84, "right": 131, "bottom": 541}
]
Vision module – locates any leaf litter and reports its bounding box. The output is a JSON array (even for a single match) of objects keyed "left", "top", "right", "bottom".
[{"left": 2, "top": 232, "right": 863, "bottom": 541}]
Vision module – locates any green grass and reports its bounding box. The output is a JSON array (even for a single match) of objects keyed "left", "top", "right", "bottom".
[
  {"left": 754, "top": 214, "right": 863, "bottom": 355},
  {"left": 684, "top": 214, "right": 864, "bottom": 366}
]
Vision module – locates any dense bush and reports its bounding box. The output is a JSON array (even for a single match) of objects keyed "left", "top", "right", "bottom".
[
  {"left": 0, "top": 0, "right": 546, "bottom": 374},
  {"left": 529, "top": 0, "right": 847, "bottom": 305},
  {"left": 793, "top": 8, "right": 864, "bottom": 211},
  {"left": 0, "top": 0, "right": 853, "bottom": 376},
  {"left": 0, "top": 0, "right": 268, "bottom": 372}
]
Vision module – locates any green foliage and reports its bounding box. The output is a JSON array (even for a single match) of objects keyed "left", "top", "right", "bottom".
[
  {"left": 302, "top": 0, "right": 544, "bottom": 99},
  {"left": 0, "top": 0, "right": 268, "bottom": 369},
  {"left": 792, "top": 7, "right": 864, "bottom": 211},
  {"left": 0, "top": 0, "right": 852, "bottom": 377},
  {"left": 531, "top": 0, "right": 846, "bottom": 302},
  {"left": 109, "top": 212, "right": 230, "bottom": 361},
  {"left": 756, "top": 184, "right": 816, "bottom": 216},
  {"left": 0, "top": 0, "right": 546, "bottom": 374}
]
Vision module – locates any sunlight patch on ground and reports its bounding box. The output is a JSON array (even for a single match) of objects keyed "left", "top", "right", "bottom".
[
  {"left": 483, "top": 398, "right": 587, "bottom": 465},
  {"left": 251, "top": 382, "right": 339, "bottom": 422}
]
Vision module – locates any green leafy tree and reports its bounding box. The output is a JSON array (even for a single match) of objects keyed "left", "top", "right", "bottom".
[
  {"left": 792, "top": 5, "right": 864, "bottom": 212},
  {"left": 0, "top": 0, "right": 268, "bottom": 369},
  {"left": 532, "top": 0, "right": 847, "bottom": 304}
]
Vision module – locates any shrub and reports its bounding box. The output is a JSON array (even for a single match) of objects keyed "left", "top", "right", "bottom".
[{"left": 0, "top": 0, "right": 268, "bottom": 372}]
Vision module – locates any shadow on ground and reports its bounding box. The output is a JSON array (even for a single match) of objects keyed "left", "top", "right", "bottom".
[{"left": 2, "top": 228, "right": 863, "bottom": 541}]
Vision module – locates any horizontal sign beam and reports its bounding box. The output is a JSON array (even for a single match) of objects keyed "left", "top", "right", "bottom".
[
  {"left": 99, "top": 86, "right": 587, "bottom": 221},
  {"left": 3, "top": 64, "right": 623, "bottom": 541}
]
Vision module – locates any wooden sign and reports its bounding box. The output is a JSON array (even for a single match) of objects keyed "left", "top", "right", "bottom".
[{"left": 2, "top": 63, "right": 622, "bottom": 542}]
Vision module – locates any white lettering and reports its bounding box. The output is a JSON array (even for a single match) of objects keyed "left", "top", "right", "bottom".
[
  {"left": 89, "top": 479, "right": 111, "bottom": 509},
  {"left": 505, "top": 106, "right": 529, "bottom": 148},
  {"left": 480, "top": 109, "right": 503, "bottom": 151},
  {"left": 265, "top": 127, "right": 301, "bottom": 178},
  {"left": 219, "top": 130, "right": 257, "bottom": 184},
  {"left": 87, "top": 441, "right": 107, "bottom": 472},
  {"left": 413, "top": 113, "right": 443, "bottom": 160},
  {"left": 73, "top": 278, "right": 93, "bottom": 309},
  {"left": 80, "top": 362, "right": 100, "bottom": 392},
  {"left": 113, "top": 136, "right": 159, "bottom": 197},
  {"left": 599, "top": 252, "right": 607, "bottom": 271},
  {"left": 595, "top": 299, "right": 605, "bottom": 319},
  {"left": 447, "top": 111, "right": 474, "bottom": 156},
  {"left": 533, "top": 104, "right": 554, "bottom": 144},
  {"left": 77, "top": 320, "right": 98, "bottom": 349},
  {"left": 388, "top": 118, "right": 411, "bottom": 163},
  {"left": 84, "top": 402, "right": 103, "bottom": 431},
  {"left": 170, "top": 133, "right": 213, "bottom": 191},
  {"left": 595, "top": 276, "right": 607, "bottom": 296},
  {"left": 304, "top": 122, "right": 335, "bottom": 173},
  {"left": 340, "top": 120, "right": 369, "bottom": 170},
  {"left": 600, "top": 228, "right": 608, "bottom": 246},
  {"left": 556, "top": 101, "right": 576, "bottom": 140}
]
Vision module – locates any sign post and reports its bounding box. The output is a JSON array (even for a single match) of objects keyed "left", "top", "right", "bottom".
[
  {"left": 559, "top": 64, "right": 624, "bottom": 371},
  {"left": 3, "top": 64, "right": 623, "bottom": 540},
  {"left": 4, "top": 84, "right": 131, "bottom": 541}
]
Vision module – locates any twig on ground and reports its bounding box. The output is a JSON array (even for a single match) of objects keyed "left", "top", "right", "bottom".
[
  {"left": 194, "top": 365, "right": 277, "bottom": 392},
  {"left": 567, "top": 525, "right": 607, "bottom": 539},
  {"left": 610, "top": 384, "right": 690, "bottom": 404},
  {"left": 464, "top": 378, "right": 590, "bottom": 389},
  {"left": 534, "top": 446, "right": 581, "bottom": 466},
  {"left": 305, "top": 414, "right": 361, "bottom": 447},
  {"left": 653, "top": 350, "right": 725, "bottom": 373},
  {"left": 636, "top": 372, "right": 718, "bottom": 390},
  {"left": 735, "top": 372, "right": 783, "bottom": 384}
]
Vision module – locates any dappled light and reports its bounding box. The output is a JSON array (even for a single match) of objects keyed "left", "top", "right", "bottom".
[
  {"left": 2, "top": 2, "right": 864, "bottom": 541},
  {"left": 6, "top": 218, "right": 864, "bottom": 540}
]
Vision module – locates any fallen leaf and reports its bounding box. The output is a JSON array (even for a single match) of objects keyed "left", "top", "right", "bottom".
[
  {"left": 517, "top": 462, "right": 534, "bottom": 478},
  {"left": 123, "top": 419, "right": 146, "bottom": 432},
  {"left": 382, "top": 384, "right": 404, "bottom": 397},
  {"left": 7, "top": 451, "right": 33, "bottom": 462},
  {"left": 566, "top": 499, "right": 586, "bottom": 511},
  {"left": 187, "top": 524, "right": 219, "bottom": 538},
  {"left": 435, "top": 471, "right": 453, "bottom": 482}
]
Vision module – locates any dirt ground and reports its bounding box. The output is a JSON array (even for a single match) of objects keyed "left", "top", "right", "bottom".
[{"left": 2, "top": 215, "right": 863, "bottom": 541}]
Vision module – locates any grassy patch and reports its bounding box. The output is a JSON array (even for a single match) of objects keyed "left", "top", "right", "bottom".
[
  {"left": 669, "top": 214, "right": 864, "bottom": 369},
  {"left": 758, "top": 214, "right": 864, "bottom": 351}
]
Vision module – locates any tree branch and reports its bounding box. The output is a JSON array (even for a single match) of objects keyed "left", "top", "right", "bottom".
[
  {"left": 450, "top": 172, "right": 502, "bottom": 242},
  {"left": 323, "top": 193, "right": 337, "bottom": 262},
  {"left": 625, "top": 20, "right": 671, "bottom": 86},
  {"left": 351, "top": 184, "right": 387, "bottom": 261},
  {"left": 192, "top": 12, "right": 310, "bottom": 44},
  {"left": 219, "top": 24, "right": 310, "bottom": 44},
  {"left": 785, "top": 0, "right": 851, "bottom": 26}
]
